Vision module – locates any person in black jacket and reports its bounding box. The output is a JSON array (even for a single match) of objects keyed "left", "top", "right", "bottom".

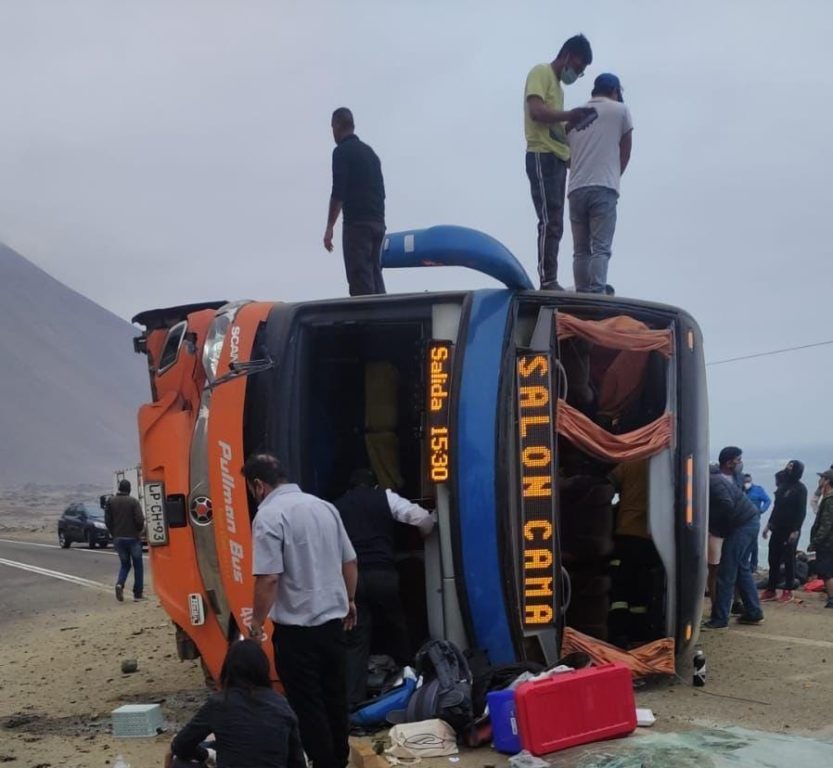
[
  {"left": 703, "top": 460, "right": 765, "bottom": 629},
  {"left": 334, "top": 468, "right": 435, "bottom": 710},
  {"left": 323, "top": 107, "right": 386, "bottom": 296},
  {"left": 761, "top": 460, "right": 808, "bottom": 603},
  {"left": 167, "top": 639, "right": 305, "bottom": 768},
  {"left": 105, "top": 479, "right": 145, "bottom": 602}
]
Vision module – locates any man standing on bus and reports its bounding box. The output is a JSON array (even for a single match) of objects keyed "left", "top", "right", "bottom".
[
  {"left": 524, "top": 34, "right": 594, "bottom": 290},
  {"left": 334, "top": 468, "right": 436, "bottom": 710},
  {"left": 246, "top": 453, "right": 358, "bottom": 768},
  {"left": 324, "top": 107, "right": 387, "bottom": 296},
  {"left": 567, "top": 73, "right": 633, "bottom": 294}
]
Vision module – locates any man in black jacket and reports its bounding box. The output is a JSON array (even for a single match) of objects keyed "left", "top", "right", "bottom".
[
  {"left": 761, "top": 460, "right": 807, "bottom": 603},
  {"left": 334, "top": 469, "right": 435, "bottom": 709},
  {"left": 323, "top": 107, "right": 386, "bottom": 296},
  {"left": 704, "top": 459, "right": 764, "bottom": 629},
  {"left": 105, "top": 479, "right": 145, "bottom": 602}
]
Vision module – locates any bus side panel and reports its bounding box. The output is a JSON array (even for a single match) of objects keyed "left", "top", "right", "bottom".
[
  {"left": 139, "top": 397, "right": 228, "bottom": 677},
  {"left": 455, "top": 290, "right": 516, "bottom": 664},
  {"left": 676, "top": 318, "right": 709, "bottom": 656},
  {"left": 207, "top": 302, "right": 277, "bottom": 674}
]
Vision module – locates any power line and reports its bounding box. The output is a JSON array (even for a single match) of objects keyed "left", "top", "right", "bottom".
[{"left": 707, "top": 339, "right": 833, "bottom": 367}]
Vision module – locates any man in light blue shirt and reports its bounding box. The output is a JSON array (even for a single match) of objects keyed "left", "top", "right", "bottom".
[{"left": 247, "top": 452, "right": 357, "bottom": 768}]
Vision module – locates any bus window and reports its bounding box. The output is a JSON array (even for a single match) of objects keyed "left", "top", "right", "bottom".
[{"left": 511, "top": 301, "right": 681, "bottom": 652}]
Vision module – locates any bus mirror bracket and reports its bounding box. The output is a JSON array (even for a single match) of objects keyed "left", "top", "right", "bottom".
[{"left": 207, "top": 355, "right": 274, "bottom": 390}]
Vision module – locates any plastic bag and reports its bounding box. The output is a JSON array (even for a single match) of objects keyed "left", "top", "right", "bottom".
[{"left": 386, "top": 719, "right": 458, "bottom": 758}]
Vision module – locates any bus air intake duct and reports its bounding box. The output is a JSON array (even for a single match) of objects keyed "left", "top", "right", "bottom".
[{"left": 382, "top": 226, "right": 533, "bottom": 290}]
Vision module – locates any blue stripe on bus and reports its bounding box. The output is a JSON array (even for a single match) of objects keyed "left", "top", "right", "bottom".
[{"left": 456, "top": 289, "right": 515, "bottom": 664}]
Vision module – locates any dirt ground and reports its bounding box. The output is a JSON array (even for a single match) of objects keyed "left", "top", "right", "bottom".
[{"left": 1, "top": 530, "right": 832, "bottom": 767}]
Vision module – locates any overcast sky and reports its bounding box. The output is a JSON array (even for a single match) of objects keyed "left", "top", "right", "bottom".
[{"left": 0, "top": 1, "right": 831, "bottom": 453}]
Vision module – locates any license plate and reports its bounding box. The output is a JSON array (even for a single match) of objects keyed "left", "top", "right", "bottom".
[
  {"left": 143, "top": 482, "right": 168, "bottom": 546},
  {"left": 188, "top": 593, "right": 206, "bottom": 626}
]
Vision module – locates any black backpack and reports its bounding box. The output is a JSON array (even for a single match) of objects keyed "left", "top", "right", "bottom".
[{"left": 394, "top": 640, "right": 473, "bottom": 733}]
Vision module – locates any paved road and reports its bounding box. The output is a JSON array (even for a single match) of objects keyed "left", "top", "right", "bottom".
[{"left": 0, "top": 537, "right": 149, "bottom": 627}]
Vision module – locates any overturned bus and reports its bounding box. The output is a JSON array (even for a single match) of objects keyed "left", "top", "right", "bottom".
[{"left": 131, "top": 226, "right": 708, "bottom": 683}]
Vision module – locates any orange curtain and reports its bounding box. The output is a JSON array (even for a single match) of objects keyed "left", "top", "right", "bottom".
[
  {"left": 561, "top": 627, "right": 676, "bottom": 679},
  {"left": 556, "top": 401, "right": 673, "bottom": 462},
  {"left": 556, "top": 313, "right": 673, "bottom": 358}
]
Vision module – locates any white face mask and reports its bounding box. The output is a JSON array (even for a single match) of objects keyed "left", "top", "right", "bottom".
[
  {"left": 744, "top": 482, "right": 752, "bottom": 490},
  {"left": 560, "top": 66, "right": 579, "bottom": 85}
]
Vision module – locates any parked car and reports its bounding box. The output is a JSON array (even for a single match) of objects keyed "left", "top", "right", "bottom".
[{"left": 58, "top": 502, "right": 111, "bottom": 548}]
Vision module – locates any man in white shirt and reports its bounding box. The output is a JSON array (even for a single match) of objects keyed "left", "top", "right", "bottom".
[
  {"left": 334, "top": 468, "right": 436, "bottom": 709},
  {"left": 567, "top": 73, "right": 634, "bottom": 293},
  {"left": 247, "top": 452, "right": 358, "bottom": 768}
]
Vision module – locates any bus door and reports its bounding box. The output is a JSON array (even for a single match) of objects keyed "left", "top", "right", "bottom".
[{"left": 424, "top": 301, "right": 467, "bottom": 651}]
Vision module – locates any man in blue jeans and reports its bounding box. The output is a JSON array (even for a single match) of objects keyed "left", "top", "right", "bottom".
[
  {"left": 704, "top": 462, "right": 764, "bottom": 629},
  {"left": 567, "top": 73, "right": 633, "bottom": 293},
  {"left": 105, "top": 479, "right": 145, "bottom": 602}
]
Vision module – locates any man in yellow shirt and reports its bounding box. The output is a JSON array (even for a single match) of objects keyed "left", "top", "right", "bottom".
[{"left": 524, "top": 34, "right": 593, "bottom": 290}]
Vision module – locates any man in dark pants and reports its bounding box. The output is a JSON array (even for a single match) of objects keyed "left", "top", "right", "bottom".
[
  {"left": 524, "top": 34, "right": 593, "bottom": 290},
  {"left": 334, "top": 469, "right": 435, "bottom": 710},
  {"left": 104, "top": 479, "right": 145, "bottom": 602},
  {"left": 810, "top": 469, "right": 833, "bottom": 609},
  {"left": 761, "top": 460, "right": 807, "bottom": 603},
  {"left": 324, "top": 107, "right": 386, "bottom": 296},
  {"left": 247, "top": 453, "right": 358, "bottom": 768}
]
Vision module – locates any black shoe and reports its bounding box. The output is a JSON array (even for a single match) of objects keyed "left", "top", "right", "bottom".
[
  {"left": 115, "top": 584, "right": 124, "bottom": 602},
  {"left": 730, "top": 601, "right": 744, "bottom": 615},
  {"left": 540, "top": 281, "right": 565, "bottom": 291},
  {"left": 737, "top": 613, "right": 764, "bottom": 625},
  {"left": 700, "top": 620, "right": 728, "bottom": 630},
  {"left": 133, "top": 593, "right": 146, "bottom": 602}
]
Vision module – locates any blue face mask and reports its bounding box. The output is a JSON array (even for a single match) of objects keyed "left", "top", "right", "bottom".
[{"left": 560, "top": 67, "right": 579, "bottom": 85}]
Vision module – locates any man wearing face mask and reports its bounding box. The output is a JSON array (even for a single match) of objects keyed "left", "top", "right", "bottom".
[
  {"left": 761, "top": 460, "right": 808, "bottom": 603},
  {"left": 524, "top": 34, "right": 594, "bottom": 290},
  {"left": 246, "top": 452, "right": 358, "bottom": 768},
  {"left": 742, "top": 474, "right": 771, "bottom": 572}
]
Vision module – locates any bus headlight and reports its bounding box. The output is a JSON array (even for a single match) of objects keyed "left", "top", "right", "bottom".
[{"left": 202, "top": 302, "right": 247, "bottom": 384}]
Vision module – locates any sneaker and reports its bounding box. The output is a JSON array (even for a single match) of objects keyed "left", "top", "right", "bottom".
[
  {"left": 700, "top": 620, "right": 728, "bottom": 630},
  {"left": 778, "top": 590, "right": 794, "bottom": 603},
  {"left": 133, "top": 594, "right": 146, "bottom": 602},
  {"left": 737, "top": 613, "right": 765, "bottom": 625},
  {"left": 115, "top": 584, "right": 124, "bottom": 602},
  {"left": 759, "top": 589, "right": 777, "bottom": 601},
  {"left": 730, "top": 600, "right": 744, "bottom": 615},
  {"left": 825, "top": 599, "right": 833, "bottom": 609},
  {"left": 540, "top": 281, "right": 565, "bottom": 292}
]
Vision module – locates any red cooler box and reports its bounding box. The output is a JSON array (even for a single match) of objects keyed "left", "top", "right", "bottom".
[{"left": 515, "top": 663, "right": 636, "bottom": 755}]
